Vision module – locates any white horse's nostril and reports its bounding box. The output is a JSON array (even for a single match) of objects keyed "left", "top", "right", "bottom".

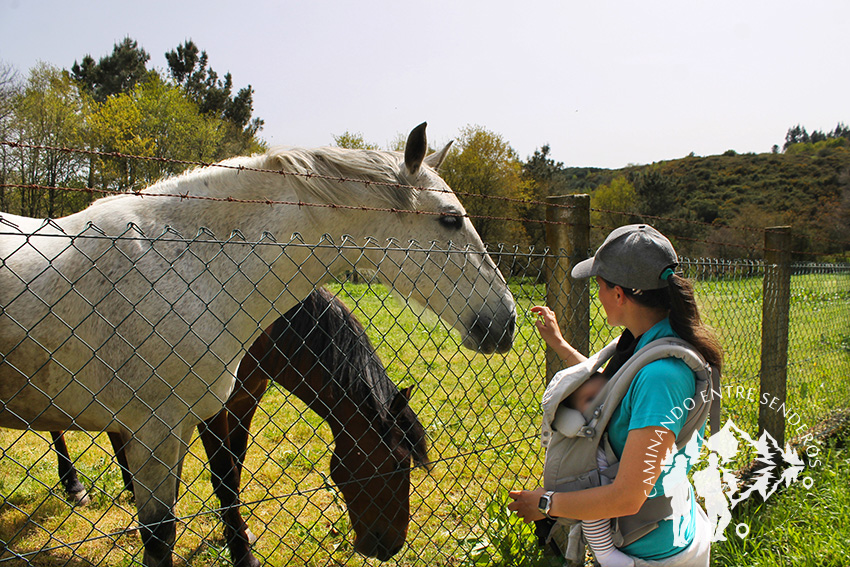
[{"left": 467, "top": 311, "right": 515, "bottom": 354}]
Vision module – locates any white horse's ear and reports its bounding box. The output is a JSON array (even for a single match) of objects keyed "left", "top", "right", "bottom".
[
  {"left": 404, "top": 122, "right": 428, "bottom": 175},
  {"left": 423, "top": 140, "right": 453, "bottom": 171}
]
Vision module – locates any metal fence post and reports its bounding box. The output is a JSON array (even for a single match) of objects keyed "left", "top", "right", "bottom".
[
  {"left": 759, "top": 226, "right": 792, "bottom": 446},
  {"left": 544, "top": 194, "right": 590, "bottom": 382}
]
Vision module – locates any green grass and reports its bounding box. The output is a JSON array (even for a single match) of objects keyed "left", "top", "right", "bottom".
[{"left": 0, "top": 269, "right": 848, "bottom": 565}]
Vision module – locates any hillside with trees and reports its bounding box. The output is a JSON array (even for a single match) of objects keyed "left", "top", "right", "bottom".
[{"left": 520, "top": 125, "right": 850, "bottom": 260}]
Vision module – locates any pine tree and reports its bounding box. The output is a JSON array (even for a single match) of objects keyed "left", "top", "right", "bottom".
[{"left": 71, "top": 37, "right": 150, "bottom": 102}]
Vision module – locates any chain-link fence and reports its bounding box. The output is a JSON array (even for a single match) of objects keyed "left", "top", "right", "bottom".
[{"left": 1, "top": 223, "right": 848, "bottom": 566}]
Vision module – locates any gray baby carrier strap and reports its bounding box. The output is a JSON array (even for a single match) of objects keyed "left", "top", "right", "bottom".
[{"left": 540, "top": 336, "right": 720, "bottom": 562}]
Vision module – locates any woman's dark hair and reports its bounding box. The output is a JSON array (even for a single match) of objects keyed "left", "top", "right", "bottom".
[{"left": 601, "top": 275, "right": 723, "bottom": 370}]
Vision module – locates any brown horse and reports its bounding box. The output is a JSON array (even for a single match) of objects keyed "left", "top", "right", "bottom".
[{"left": 51, "top": 287, "right": 430, "bottom": 566}]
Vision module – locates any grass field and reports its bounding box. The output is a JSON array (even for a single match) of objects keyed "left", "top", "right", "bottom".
[{"left": 1, "top": 266, "right": 848, "bottom": 566}]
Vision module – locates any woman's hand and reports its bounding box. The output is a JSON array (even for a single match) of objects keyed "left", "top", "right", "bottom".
[
  {"left": 530, "top": 305, "right": 562, "bottom": 348},
  {"left": 530, "top": 305, "right": 587, "bottom": 366},
  {"left": 507, "top": 488, "right": 547, "bottom": 523}
]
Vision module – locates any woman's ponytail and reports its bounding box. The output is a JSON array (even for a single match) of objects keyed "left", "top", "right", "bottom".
[{"left": 665, "top": 274, "right": 723, "bottom": 370}]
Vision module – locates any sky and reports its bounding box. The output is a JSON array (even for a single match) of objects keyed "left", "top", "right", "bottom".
[{"left": 1, "top": 0, "right": 848, "bottom": 169}]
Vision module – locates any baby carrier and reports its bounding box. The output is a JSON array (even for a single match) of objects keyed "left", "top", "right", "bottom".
[{"left": 539, "top": 336, "right": 721, "bottom": 565}]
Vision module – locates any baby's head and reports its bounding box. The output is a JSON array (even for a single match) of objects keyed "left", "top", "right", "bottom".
[{"left": 565, "top": 373, "right": 607, "bottom": 413}]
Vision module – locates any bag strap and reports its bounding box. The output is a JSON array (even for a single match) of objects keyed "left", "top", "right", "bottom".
[{"left": 613, "top": 481, "right": 690, "bottom": 548}]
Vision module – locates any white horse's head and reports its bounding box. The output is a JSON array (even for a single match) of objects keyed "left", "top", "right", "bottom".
[{"left": 267, "top": 123, "right": 517, "bottom": 354}]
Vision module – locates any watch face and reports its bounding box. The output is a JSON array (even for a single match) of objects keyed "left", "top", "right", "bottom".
[{"left": 538, "top": 494, "right": 550, "bottom": 513}]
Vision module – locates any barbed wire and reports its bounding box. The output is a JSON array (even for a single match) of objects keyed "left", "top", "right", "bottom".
[
  {"left": 0, "top": 141, "right": 803, "bottom": 238},
  {"left": 0, "top": 181, "right": 840, "bottom": 259},
  {"left": 1, "top": 140, "right": 848, "bottom": 257},
  {"left": 0, "top": 181, "right": 573, "bottom": 229},
  {"left": 0, "top": 140, "right": 578, "bottom": 216}
]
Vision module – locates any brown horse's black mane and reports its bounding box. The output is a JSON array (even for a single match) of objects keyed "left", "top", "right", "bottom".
[{"left": 269, "top": 287, "right": 429, "bottom": 467}]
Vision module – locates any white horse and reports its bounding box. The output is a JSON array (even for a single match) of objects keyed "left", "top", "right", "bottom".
[{"left": 0, "top": 123, "right": 516, "bottom": 567}]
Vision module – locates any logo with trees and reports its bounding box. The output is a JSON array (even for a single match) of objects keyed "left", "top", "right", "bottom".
[{"left": 663, "top": 420, "right": 809, "bottom": 542}]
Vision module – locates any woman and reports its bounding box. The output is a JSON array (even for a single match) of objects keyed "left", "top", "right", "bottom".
[{"left": 508, "top": 224, "right": 722, "bottom": 566}]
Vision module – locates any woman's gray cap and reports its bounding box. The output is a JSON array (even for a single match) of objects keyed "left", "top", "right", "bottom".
[{"left": 571, "top": 224, "right": 678, "bottom": 290}]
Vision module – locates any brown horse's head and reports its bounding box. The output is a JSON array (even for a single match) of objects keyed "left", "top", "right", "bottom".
[
  {"left": 269, "top": 287, "right": 430, "bottom": 560},
  {"left": 329, "top": 385, "right": 429, "bottom": 560}
]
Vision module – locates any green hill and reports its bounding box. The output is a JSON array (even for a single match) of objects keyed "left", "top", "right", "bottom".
[{"left": 554, "top": 142, "right": 850, "bottom": 260}]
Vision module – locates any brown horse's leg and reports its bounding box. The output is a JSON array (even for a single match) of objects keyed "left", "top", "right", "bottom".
[
  {"left": 108, "top": 431, "right": 135, "bottom": 495},
  {"left": 228, "top": 402, "right": 261, "bottom": 486},
  {"left": 199, "top": 410, "right": 259, "bottom": 567},
  {"left": 51, "top": 431, "right": 91, "bottom": 506},
  {"left": 226, "top": 401, "right": 263, "bottom": 545},
  {"left": 226, "top": 371, "right": 270, "bottom": 545}
]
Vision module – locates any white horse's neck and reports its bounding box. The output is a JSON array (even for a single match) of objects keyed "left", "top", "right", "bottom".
[
  {"left": 141, "top": 154, "right": 267, "bottom": 199},
  {"left": 71, "top": 150, "right": 405, "bottom": 242},
  {"left": 50, "top": 154, "right": 289, "bottom": 240}
]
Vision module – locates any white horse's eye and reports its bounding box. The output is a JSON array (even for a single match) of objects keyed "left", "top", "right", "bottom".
[{"left": 439, "top": 214, "right": 463, "bottom": 230}]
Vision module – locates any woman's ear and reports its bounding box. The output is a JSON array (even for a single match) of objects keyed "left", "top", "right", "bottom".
[
  {"left": 616, "top": 286, "right": 637, "bottom": 310},
  {"left": 613, "top": 285, "right": 627, "bottom": 304}
]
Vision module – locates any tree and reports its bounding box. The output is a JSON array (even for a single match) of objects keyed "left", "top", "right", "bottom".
[
  {"left": 521, "top": 144, "right": 568, "bottom": 249},
  {"left": 88, "top": 75, "right": 226, "bottom": 191},
  {"left": 388, "top": 132, "right": 408, "bottom": 152},
  {"left": 707, "top": 204, "right": 787, "bottom": 260},
  {"left": 0, "top": 61, "right": 22, "bottom": 212},
  {"left": 591, "top": 176, "right": 638, "bottom": 236},
  {"left": 783, "top": 124, "right": 809, "bottom": 150},
  {"left": 831, "top": 122, "right": 850, "bottom": 141},
  {"left": 332, "top": 131, "right": 379, "bottom": 150},
  {"left": 71, "top": 37, "right": 151, "bottom": 103},
  {"left": 783, "top": 122, "right": 850, "bottom": 152},
  {"left": 629, "top": 167, "right": 678, "bottom": 217},
  {"left": 0, "top": 61, "right": 18, "bottom": 124},
  {"left": 440, "top": 125, "right": 531, "bottom": 246},
  {"left": 165, "top": 40, "right": 263, "bottom": 154},
  {"left": 7, "top": 63, "right": 89, "bottom": 217},
  {"left": 2, "top": 40, "right": 268, "bottom": 218},
  {"left": 70, "top": 38, "right": 154, "bottom": 192}
]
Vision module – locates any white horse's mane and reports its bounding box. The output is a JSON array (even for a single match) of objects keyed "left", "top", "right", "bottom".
[
  {"left": 270, "top": 146, "right": 420, "bottom": 210},
  {"left": 140, "top": 146, "right": 420, "bottom": 211}
]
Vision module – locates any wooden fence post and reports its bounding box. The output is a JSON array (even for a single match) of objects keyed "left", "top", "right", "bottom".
[
  {"left": 759, "top": 226, "right": 792, "bottom": 446},
  {"left": 544, "top": 194, "right": 590, "bottom": 382}
]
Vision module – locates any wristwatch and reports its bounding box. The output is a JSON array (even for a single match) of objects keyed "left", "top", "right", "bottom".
[{"left": 537, "top": 490, "right": 555, "bottom": 518}]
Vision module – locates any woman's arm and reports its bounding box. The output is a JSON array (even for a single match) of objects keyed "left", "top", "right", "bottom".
[
  {"left": 530, "top": 305, "right": 587, "bottom": 366},
  {"left": 508, "top": 425, "right": 676, "bottom": 522}
]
